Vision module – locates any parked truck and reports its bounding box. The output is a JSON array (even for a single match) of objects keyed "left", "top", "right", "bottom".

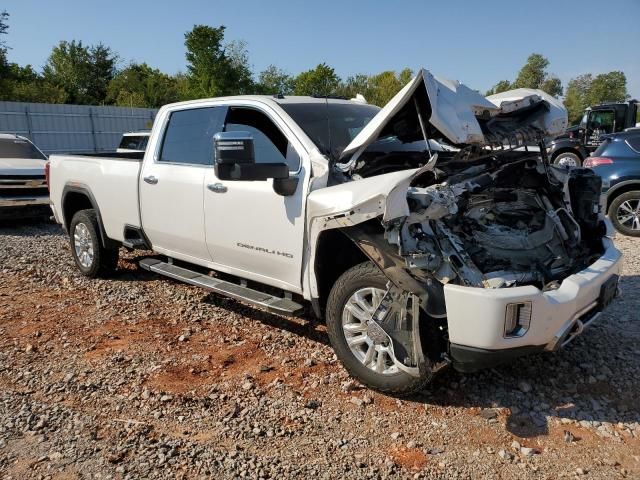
[
  {"left": 48, "top": 69, "right": 622, "bottom": 394},
  {"left": 549, "top": 100, "right": 639, "bottom": 167},
  {"left": 0, "top": 134, "right": 49, "bottom": 220}
]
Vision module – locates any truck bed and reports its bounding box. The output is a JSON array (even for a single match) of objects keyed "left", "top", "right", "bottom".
[{"left": 49, "top": 154, "right": 142, "bottom": 242}]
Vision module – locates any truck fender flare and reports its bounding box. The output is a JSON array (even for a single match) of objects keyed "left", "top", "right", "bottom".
[{"left": 61, "top": 183, "right": 117, "bottom": 249}]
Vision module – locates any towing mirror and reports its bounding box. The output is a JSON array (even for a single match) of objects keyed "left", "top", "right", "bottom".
[{"left": 214, "top": 131, "right": 289, "bottom": 182}]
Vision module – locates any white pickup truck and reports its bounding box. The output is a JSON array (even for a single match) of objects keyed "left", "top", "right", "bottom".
[
  {"left": 49, "top": 69, "right": 622, "bottom": 394},
  {"left": 0, "top": 134, "right": 49, "bottom": 219}
]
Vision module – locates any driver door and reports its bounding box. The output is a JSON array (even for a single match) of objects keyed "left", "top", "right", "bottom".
[{"left": 203, "top": 104, "right": 309, "bottom": 292}]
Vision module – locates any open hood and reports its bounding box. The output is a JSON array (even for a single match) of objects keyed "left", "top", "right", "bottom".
[{"left": 339, "top": 69, "right": 567, "bottom": 162}]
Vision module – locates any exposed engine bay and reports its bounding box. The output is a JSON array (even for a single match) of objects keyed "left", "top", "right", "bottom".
[
  {"left": 386, "top": 152, "right": 605, "bottom": 291},
  {"left": 310, "top": 70, "right": 610, "bottom": 378}
]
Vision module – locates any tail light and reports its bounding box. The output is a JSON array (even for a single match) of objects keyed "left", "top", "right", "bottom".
[
  {"left": 45, "top": 161, "right": 51, "bottom": 190},
  {"left": 583, "top": 157, "right": 613, "bottom": 168}
]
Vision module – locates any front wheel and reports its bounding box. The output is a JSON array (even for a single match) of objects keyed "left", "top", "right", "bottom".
[
  {"left": 69, "top": 209, "right": 119, "bottom": 277},
  {"left": 325, "top": 262, "right": 432, "bottom": 395},
  {"left": 609, "top": 191, "right": 640, "bottom": 237}
]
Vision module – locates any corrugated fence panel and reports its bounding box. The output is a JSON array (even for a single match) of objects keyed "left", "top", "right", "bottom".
[{"left": 0, "top": 101, "right": 157, "bottom": 154}]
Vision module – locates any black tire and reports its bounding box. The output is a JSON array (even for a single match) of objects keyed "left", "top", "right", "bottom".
[
  {"left": 608, "top": 191, "right": 640, "bottom": 237},
  {"left": 553, "top": 151, "right": 582, "bottom": 168},
  {"left": 325, "top": 261, "right": 432, "bottom": 395},
  {"left": 69, "top": 209, "right": 119, "bottom": 277}
]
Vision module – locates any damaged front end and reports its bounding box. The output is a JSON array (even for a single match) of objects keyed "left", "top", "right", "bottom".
[{"left": 310, "top": 69, "right": 609, "bottom": 377}]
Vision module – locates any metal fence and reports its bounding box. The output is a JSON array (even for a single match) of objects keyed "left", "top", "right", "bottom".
[{"left": 0, "top": 101, "right": 158, "bottom": 155}]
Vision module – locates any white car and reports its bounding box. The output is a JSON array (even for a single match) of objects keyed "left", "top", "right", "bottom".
[
  {"left": 0, "top": 134, "right": 49, "bottom": 219},
  {"left": 116, "top": 131, "right": 150, "bottom": 154},
  {"left": 48, "top": 69, "right": 622, "bottom": 394}
]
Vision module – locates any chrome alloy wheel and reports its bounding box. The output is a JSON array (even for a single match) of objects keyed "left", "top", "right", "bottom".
[
  {"left": 341, "top": 287, "right": 400, "bottom": 376},
  {"left": 556, "top": 154, "right": 578, "bottom": 168},
  {"left": 616, "top": 198, "right": 640, "bottom": 232},
  {"left": 73, "top": 222, "right": 94, "bottom": 268}
]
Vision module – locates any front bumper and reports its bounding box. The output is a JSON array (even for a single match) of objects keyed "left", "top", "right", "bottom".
[
  {"left": 444, "top": 237, "right": 622, "bottom": 371},
  {"left": 0, "top": 195, "right": 50, "bottom": 208},
  {"left": 0, "top": 196, "right": 51, "bottom": 220}
]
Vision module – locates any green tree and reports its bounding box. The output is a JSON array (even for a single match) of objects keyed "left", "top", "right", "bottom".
[
  {"left": 183, "top": 25, "right": 254, "bottom": 98},
  {"left": 563, "top": 71, "right": 629, "bottom": 124},
  {"left": 367, "top": 68, "right": 413, "bottom": 106},
  {"left": 293, "top": 63, "right": 340, "bottom": 96},
  {"left": 336, "top": 73, "right": 371, "bottom": 99},
  {"left": 225, "top": 39, "right": 255, "bottom": 94},
  {"left": 486, "top": 80, "right": 512, "bottom": 96},
  {"left": 487, "top": 54, "right": 562, "bottom": 98},
  {"left": 2, "top": 63, "right": 66, "bottom": 102},
  {"left": 588, "top": 71, "right": 628, "bottom": 105},
  {"left": 0, "top": 10, "right": 8, "bottom": 63},
  {"left": 511, "top": 53, "right": 563, "bottom": 97},
  {"left": 256, "top": 64, "right": 295, "bottom": 95},
  {"left": 563, "top": 74, "right": 592, "bottom": 124},
  {"left": 43, "top": 40, "right": 118, "bottom": 104},
  {"left": 107, "top": 63, "right": 179, "bottom": 107},
  {"left": 336, "top": 68, "right": 413, "bottom": 106}
]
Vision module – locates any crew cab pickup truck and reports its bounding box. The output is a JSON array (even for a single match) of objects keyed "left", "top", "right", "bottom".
[{"left": 49, "top": 69, "right": 622, "bottom": 394}]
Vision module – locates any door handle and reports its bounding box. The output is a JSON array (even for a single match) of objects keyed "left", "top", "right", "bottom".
[
  {"left": 207, "top": 183, "right": 228, "bottom": 193},
  {"left": 143, "top": 175, "right": 158, "bottom": 185}
]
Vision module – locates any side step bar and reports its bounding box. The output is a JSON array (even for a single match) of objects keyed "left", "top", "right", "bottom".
[{"left": 139, "top": 257, "right": 304, "bottom": 316}]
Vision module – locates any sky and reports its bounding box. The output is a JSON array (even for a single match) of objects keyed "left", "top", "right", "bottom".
[{"left": 3, "top": 0, "right": 640, "bottom": 98}]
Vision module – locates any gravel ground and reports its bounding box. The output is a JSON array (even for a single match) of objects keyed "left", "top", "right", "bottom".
[{"left": 0, "top": 220, "right": 639, "bottom": 479}]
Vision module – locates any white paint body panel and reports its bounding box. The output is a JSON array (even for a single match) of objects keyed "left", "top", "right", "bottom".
[
  {"left": 444, "top": 238, "right": 622, "bottom": 350},
  {"left": 48, "top": 155, "right": 141, "bottom": 241},
  {"left": 139, "top": 162, "right": 210, "bottom": 261}
]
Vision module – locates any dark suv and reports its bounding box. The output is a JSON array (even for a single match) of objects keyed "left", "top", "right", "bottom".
[{"left": 584, "top": 130, "right": 640, "bottom": 236}]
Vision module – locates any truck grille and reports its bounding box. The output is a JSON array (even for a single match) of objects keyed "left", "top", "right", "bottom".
[{"left": 0, "top": 175, "right": 48, "bottom": 200}]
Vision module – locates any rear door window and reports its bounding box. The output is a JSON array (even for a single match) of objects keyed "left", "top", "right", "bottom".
[{"left": 159, "top": 107, "right": 225, "bottom": 165}]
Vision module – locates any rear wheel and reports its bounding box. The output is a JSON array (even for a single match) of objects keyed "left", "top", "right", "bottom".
[
  {"left": 325, "top": 262, "right": 432, "bottom": 395},
  {"left": 553, "top": 151, "right": 582, "bottom": 168},
  {"left": 609, "top": 191, "right": 640, "bottom": 237},
  {"left": 69, "top": 209, "right": 119, "bottom": 277}
]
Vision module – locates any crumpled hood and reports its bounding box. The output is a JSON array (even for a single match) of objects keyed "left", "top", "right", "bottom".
[
  {"left": 339, "top": 69, "right": 567, "bottom": 162},
  {"left": 0, "top": 157, "right": 47, "bottom": 176}
]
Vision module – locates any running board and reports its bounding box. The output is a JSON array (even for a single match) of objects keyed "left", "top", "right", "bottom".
[{"left": 139, "top": 258, "right": 304, "bottom": 316}]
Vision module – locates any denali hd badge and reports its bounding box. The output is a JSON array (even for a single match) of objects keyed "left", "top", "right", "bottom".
[{"left": 237, "top": 242, "right": 293, "bottom": 259}]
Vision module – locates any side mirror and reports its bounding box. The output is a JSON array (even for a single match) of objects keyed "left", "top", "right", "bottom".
[{"left": 214, "top": 131, "right": 289, "bottom": 181}]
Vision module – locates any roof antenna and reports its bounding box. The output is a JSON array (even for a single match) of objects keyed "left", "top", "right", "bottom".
[{"left": 413, "top": 96, "right": 433, "bottom": 159}]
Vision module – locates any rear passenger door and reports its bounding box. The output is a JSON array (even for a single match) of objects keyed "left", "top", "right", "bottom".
[
  {"left": 203, "top": 104, "right": 308, "bottom": 292},
  {"left": 139, "top": 106, "right": 225, "bottom": 263}
]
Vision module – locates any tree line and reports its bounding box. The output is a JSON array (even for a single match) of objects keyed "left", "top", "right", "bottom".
[{"left": 0, "top": 11, "right": 631, "bottom": 125}]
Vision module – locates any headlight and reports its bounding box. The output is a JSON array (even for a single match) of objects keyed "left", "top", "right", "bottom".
[{"left": 504, "top": 302, "right": 532, "bottom": 338}]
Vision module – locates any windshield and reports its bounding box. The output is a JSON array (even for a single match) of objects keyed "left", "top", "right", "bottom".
[
  {"left": 0, "top": 138, "right": 46, "bottom": 159},
  {"left": 279, "top": 102, "right": 380, "bottom": 159}
]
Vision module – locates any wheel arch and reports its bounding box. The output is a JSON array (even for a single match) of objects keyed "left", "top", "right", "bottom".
[
  {"left": 311, "top": 228, "right": 369, "bottom": 318},
  {"left": 605, "top": 180, "right": 640, "bottom": 212},
  {"left": 61, "top": 184, "right": 119, "bottom": 249}
]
